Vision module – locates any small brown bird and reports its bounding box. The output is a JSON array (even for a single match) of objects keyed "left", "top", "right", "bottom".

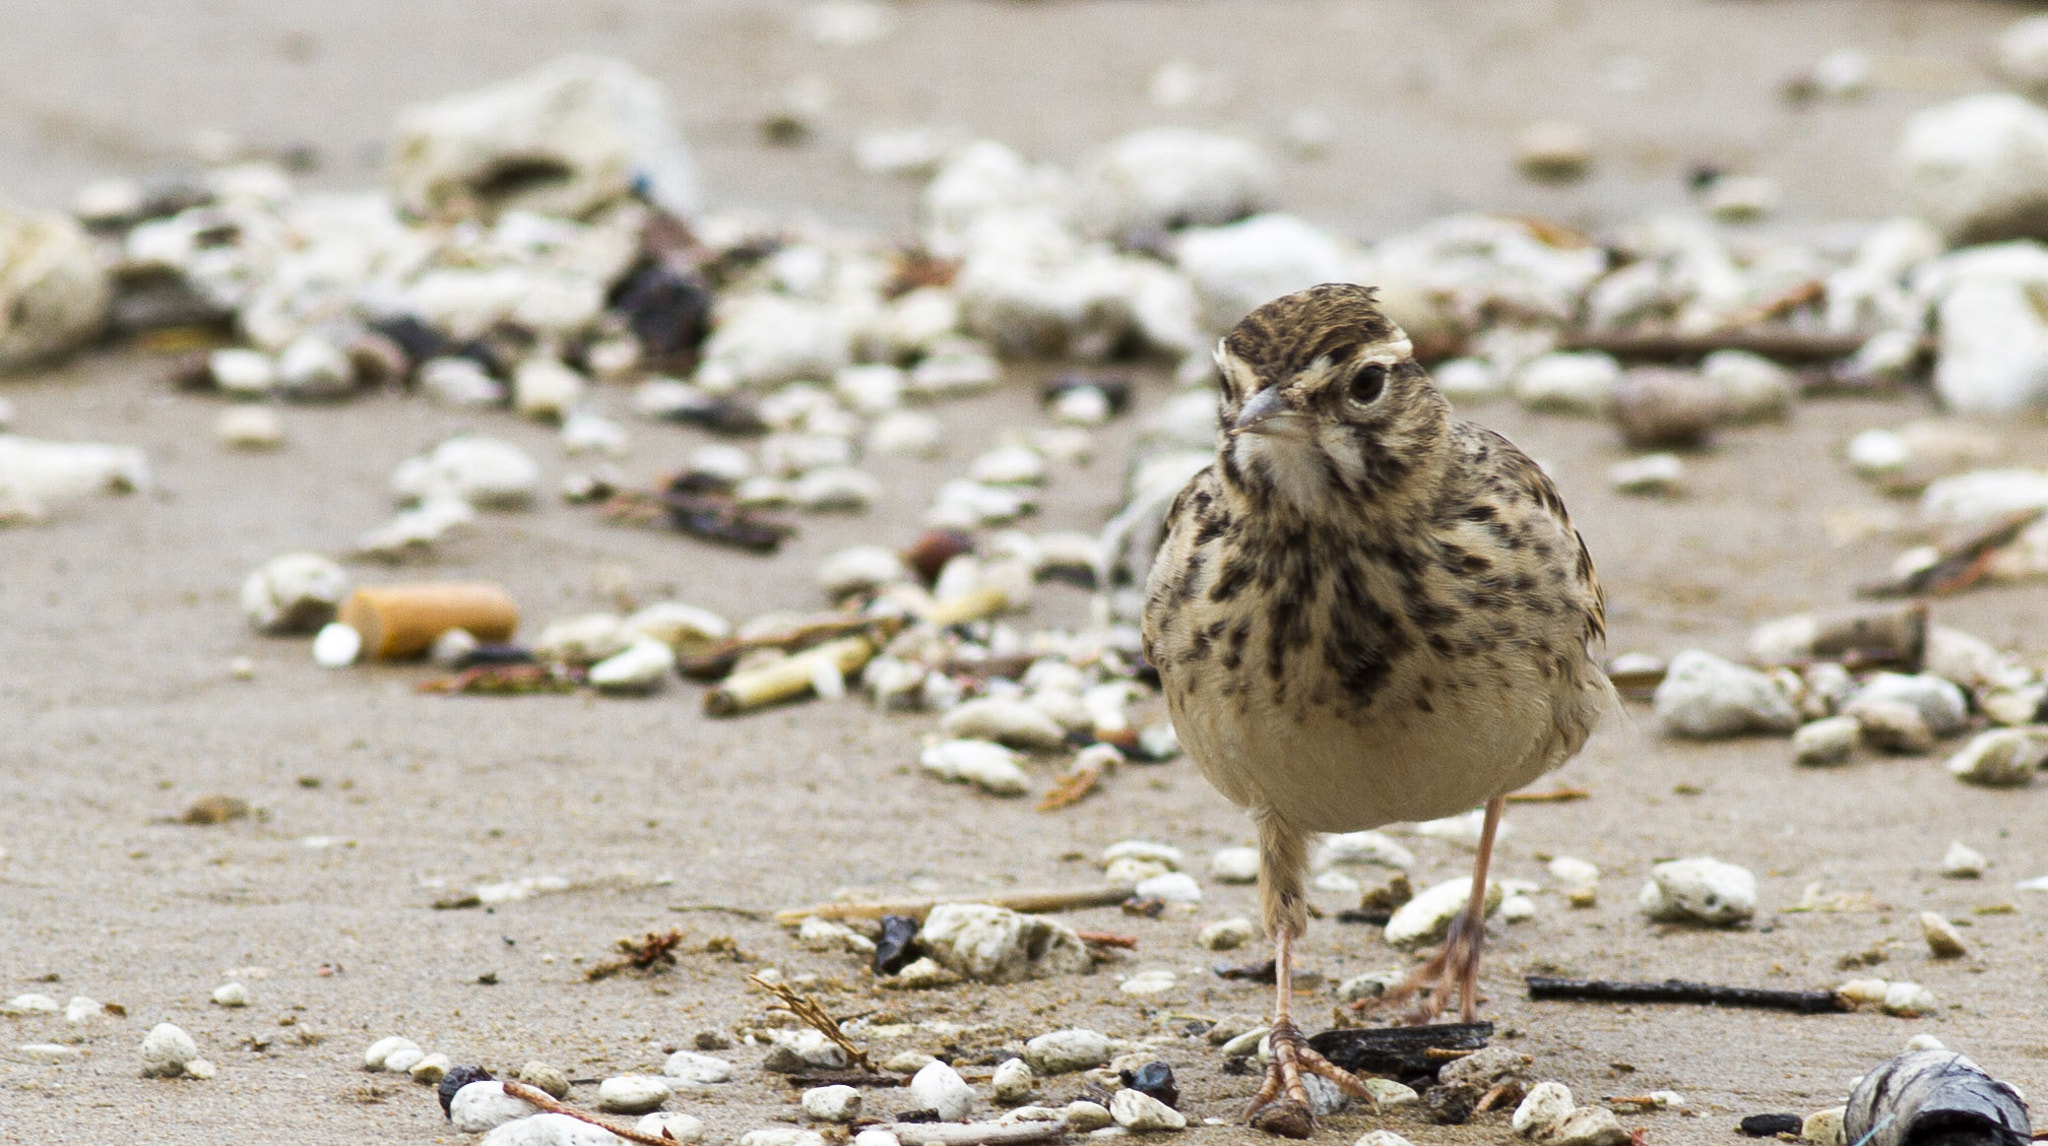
[{"left": 1142, "top": 284, "right": 1611, "bottom": 1137}]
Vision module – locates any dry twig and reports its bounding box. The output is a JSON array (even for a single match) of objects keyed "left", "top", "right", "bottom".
[
  {"left": 585, "top": 930, "right": 685, "bottom": 982},
  {"left": 774, "top": 886, "right": 1130, "bottom": 926},
  {"left": 1505, "top": 787, "right": 1590, "bottom": 804},
  {"left": 500, "top": 1080, "right": 681, "bottom": 1145},
  {"left": 747, "top": 974, "right": 873, "bottom": 1072}
]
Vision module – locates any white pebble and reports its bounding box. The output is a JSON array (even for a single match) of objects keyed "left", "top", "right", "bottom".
[
  {"left": 1942, "top": 842, "right": 1988, "bottom": 879},
  {"left": 910, "top": 1060, "right": 976, "bottom": 1121},
  {"left": 1512, "top": 352, "right": 1618, "bottom": 415},
  {"left": 1356, "top": 1132, "right": 1418, "bottom": 1146},
  {"left": 1945, "top": 728, "right": 2046, "bottom": 787},
  {"left": 1500, "top": 894, "right": 1538, "bottom": 922},
  {"left": 868, "top": 410, "right": 944, "bottom": 458},
  {"left": 1794, "top": 717, "right": 1860, "bottom": 766},
  {"left": 637, "top": 1113, "right": 705, "bottom": 1143},
  {"left": 1514, "top": 1080, "right": 1576, "bottom": 1136},
  {"left": 63, "top": 996, "right": 105, "bottom": 1023},
  {"left": 920, "top": 738, "right": 1030, "bottom": 796},
  {"left": 662, "top": 1050, "right": 735, "bottom": 1084},
  {"left": 1920, "top": 911, "right": 1968, "bottom": 959},
  {"left": 241, "top": 552, "right": 348, "bottom": 634},
  {"left": 1119, "top": 968, "right": 1179, "bottom": 996},
  {"left": 363, "top": 1035, "right": 421, "bottom": 1071},
  {"left": 598, "top": 1074, "right": 672, "bottom": 1114},
  {"left": 802, "top": 1084, "right": 862, "bottom": 1122},
  {"left": 420, "top": 357, "right": 506, "bottom": 407},
  {"left": 1654, "top": 649, "right": 1800, "bottom": 738},
  {"left": 1516, "top": 121, "right": 1592, "bottom": 181},
  {"left": 1025, "top": 1028, "right": 1112, "bottom": 1074},
  {"left": 209, "top": 348, "right": 277, "bottom": 396},
  {"left": 1881, "top": 981, "right": 1939, "bottom": 1017},
  {"left": 211, "top": 982, "right": 249, "bottom": 1008},
  {"left": 971, "top": 444, "right": 1048, "bottom": 486},
  {"left": 1109, "top": 1087, "right": 1186, "bottom": 1131},
  {"left": 1320, "top": 829, "right": 1415, "bottom": 869},
  {"left": 1547, "top": 857, "right": 1601, "bottom": 888},
  {"left": 1051, "top": 386, "right": 1111, "bottom": 426},
  {"left": 1198, "top": 918, "right": 1256, "bottom": 951},
  {"left": 561, "top": 411, "right": 629, "bottom": 457},
  {"left": 1208, "top": 846, "right": 1260, "bottom": 884},
  {"left": 919, "top": 904, "right": 1090, "bottom": 983},
  {"left": 792, "top": 466, "right": 881, "bottom": 511},
  {"left": 993, "top": 1056, "right": 1037, "bottom": 1104},
  {"left": 1638, "top": 857, "right": 1758, "bottom": 926},
  {"left": 1851, "top": 673, "right": 1970, "bottom": 737},
  {"left": 1386, "top": 877, "right": 1500, "bottom": 948},
  {"left": 139, "top": 1022, "right": 199, "bottom": 1078},
  {"left": 1609, "top": 453, "right": 1685, "bottom": 496},
  {"left": 587, "top": 639, "right": 676, "bottom": 695},
  {"left": 383, "top": 1045, "right": 426, "bottom": 1074},
  {"left": 481, "top": 1112, "right": 626, "bottom": 1145},
  {"left": 276, "top": 332, "right": 354, "bottom": 399},
  {"left": 1064, "top": 1101, "right": 1114, "bottom": 1131},
  {"left": 1133, "top": 872, "right": 1202, "bottom": 903},
  {"left": 450, "top": 1080, "right": 540, "bottom": 1133},
  {"left": 513, "top": 358, "right": 586, "bottom": 421},
  {"left": 1545, "top": 1107, "right": 1630, "bottom": 1146},
  {"left": 216, "top": 406, "right": 286, "bottom": 450},
  {"left": 941, "top": 698, "right": 1068, "bottom": 750},
  {"left": 1362, "top": 1080, "right": 1421, "bottom": 1110},
  {"left": 410, "top": 1053, "right": 452, "bottom": 1084}
]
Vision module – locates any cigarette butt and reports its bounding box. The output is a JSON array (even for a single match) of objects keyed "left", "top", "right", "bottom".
[
  {"left": 922, "top": 586, "right": 1009, "bottom": 627},
  {"left": 338, "top": 583, "right": 519, "bottom": 660},
  {"left": 705, "top": 635, "right": 874, "bottom": 716}
]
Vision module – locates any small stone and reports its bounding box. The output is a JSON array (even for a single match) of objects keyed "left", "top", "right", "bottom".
[
  {"left": 1609, "top": 453, "right": 1685, "bottom": 497},
  {"left": 216, "top": 406, "right": 286, "bottom": 450},
  {"left": 241, "top": 552, "right": 349, "bottom": 635},
  {"left": 1794, "top": 717, "right": 1860, "bottom": 767},
  {"left": 587, "top": 639, "right": 676, "bottom": 695},
  {"left": 183, "top": 1058, "right": 218, "bottom": 1081},
  {"left": 1703, "top": 174, "right": 1782, "bottom": 222},
  {"left": 1514, "top": 1080, "right": 1575, "bottom": 1136},
  {"left": 970, "top": 444, "right": 1048, "bottom": 486},
  {"left": 1425, "top": 1081, "right": 1482, "bottom": 1124},
  {"left": 1320, "top": 830, "right": 1415, "bottom": 869},
  {"left": 761, "top": 1030, "right": 850, "bottom": 1073},
  {"left": 1386, "top": 877, "right": 1502, "bottom": 947},
  {"left": 802, "top": 1084, "right": 862, "bottom": 1122},
  {"left": 482, "top": 1112, "right": 628, "bottom": 1145},
  {"left": 1802, "top": 1107, "right": 1846, "bottom": 1146},
  {"left": 1945, "top": 728, "right": 2046, "bottom": 787},
  {"left": 519, "top": 1061, "right": 572, "bottom": 1099},
  {"left": 882, "top": 1051, "right": 939, "bottom": 1075},
  {"left": 1218, "top": 1027, "right": 1270, "bottom": 1058},
  {"left": 1742, "top": 1113, "right": 1805, "bottom": 1137},
  {"left": 1904, "top": 1034, "right": 1947, "bottom": 1052},
  {"left": 385, "top": 1046, "right": 427, "bottom": 1074},
  {"left": 637, "top": 1113, "right": 706, "bottom": 1143},
  {"left": 1198, "top": 918, "right": 1256, "bottom": 951},
  {"left": 1512, "top": 352, "right": 1618, "bottom": 415},
  {"left": 941, "top": 698, "right": 1068, "bottom": 750},
  {"left": 1355, "top": 1133, "right": 1417, "bottom": 1146},
  {"left": 1204, "top": 847, "right": 1253, "bottom": 879},
  {"left": 1500, "top": 894, "right": 1538, "bottom": 922},
  {"left": 920, "top": 739, "right": 1030, "bottom": 797},
  {"left": 910, "top": 1060, "right": 976, "bottom": 1121},
  {"left": 1942, "top": 842, "right": 1988, "bottom": 878},
  {"left": 410, "top": 1053, "right": 453, "bottom": 1085},
  {"left": 420, "top": 357, "right": 505, "bottom": 407},
  {"left": 1440, "top": 1045, "right": 1533, "bottom": 1090},
  {"left": 1363, "top": 1079, "right": 1421, "bottom": 1109},
  {"left": 1133, "top": 872, "right": 1202, "bottom": 903},
  {"left": 1027, "top": 1028, "right": 1113, "bottom": 1075},
  {"left": 1639, "top": 857, "right": 1757, "bottom": 926},
  {"left": 451, "top": 1080, "right": 540, "bottom": 1133},
  {"left": 1851, "top": 673, "right": 1970, "bottom": 737},
  {"left": 1848, "top": 698, "right": 1937, "bottom": 755},
  {"left": 1546, "top": 1106, "right": 1629, "bottom": 1146},
  {"left": 1109, "top": 1087, "right": 1187, "bottom": 1131},
  {"left": 209, "top": 348, "right": 278, "bottom": 396},
  {"left": 139, "top": 1022, "right": 199, "bottom": 1078},
  {"left": 1917, "top": 911, "right": 1968, "bottom": 959},
  {"left": 993, "top": 1056, "right": 1036, "bottom": 1104},
  {"left": 63, "top": 996, "right": 105, "bottom": 1023},
  {"left": 513, "top": 358, "right": 586, "bottom": 422},
  {"left": 1880, "top": 981, "right": 1939, "bottom": 1017},
  {"left": 1837, "top": 978, "right": 1891, "bottom": 1007},
  {"left": 1655, "top": 650, "right": 1800, "bottom": 738},
  {"left": 881, "top": 957, "right": 961, "bottom": 990},
  {"left": 363, "top": 1035, "right": 421, "bottom": 1071},
  {"left": 598, "top": 1074, "right": 672, "bottom": 1114},
  {"left": 1547, "top": 857, "right": 1600, "bottom": 888},
  {"left": 1065, "top": 1101, "right": 1115, "bottom": 1131},
  {"left": 1337, "top": 971, "right": 1401, "bottom": 1003},
  {"left": 276, "top": 332, "right": 354, "bottom": 400},
  {"left": 3, "top": 993, "right": 59, "bottom": 1014},
  {"left": 1516, "top": 121, "right": 1592, "bottom": 181},
  {"left": 1120, "top": 968, "right": 1178, "bottom": 996},
  {"left": 211, "top": 982, "right": 249, "bottom": 1008}
]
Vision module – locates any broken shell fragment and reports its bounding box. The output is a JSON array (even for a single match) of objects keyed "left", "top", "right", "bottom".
[
  {"left": 1843, "top": 1050, "right": 2030, "bottom": 1146},
  {"left": 1919, "top": 912, "right": 1968, "bottom": 959},
  {"left": 338, "top": 582, "right": 520, "bottom": 660},
  {"left": 704, "top": 636, "right": 875, "bottom": 715},
  {"left": 920, "top": 738, "right": 1030, "bottom": 796},
  {"left": 940, "top": 697, "right": 1068, "bottom": 750},
  {"left": 1638, "top": 856, "right": 1757, "bottom": 926},
  {"left": 1945, "top": 728, "right": 2046, "bottom": 787},
  {"left": 242, "top": 552, "right": 350, "bottom": 634}
]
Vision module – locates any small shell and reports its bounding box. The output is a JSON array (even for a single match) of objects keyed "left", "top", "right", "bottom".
[{"left": 919, "top": 738, "right": 1029, "bottom": 796}]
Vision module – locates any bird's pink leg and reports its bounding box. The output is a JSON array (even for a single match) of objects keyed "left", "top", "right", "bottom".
[
  {"left": 1244, "top": 924, "right": 1380, "bottom": 1137},
  {"left": 1386, "top": 795, "right": 1504, "bottom": 1024}
]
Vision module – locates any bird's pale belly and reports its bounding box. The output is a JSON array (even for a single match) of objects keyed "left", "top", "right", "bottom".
[{"left": 1162, "top": 653, "right": 1564, "bottom": 833}]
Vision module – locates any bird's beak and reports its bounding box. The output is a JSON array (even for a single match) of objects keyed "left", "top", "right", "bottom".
[{"left": 1230, "top": 387, "right": 1307, "bottom": 437}]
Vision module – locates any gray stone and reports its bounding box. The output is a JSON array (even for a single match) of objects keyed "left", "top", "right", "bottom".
[{"left": 1654, "top": 650, "right": 1800, "bottom": 738}]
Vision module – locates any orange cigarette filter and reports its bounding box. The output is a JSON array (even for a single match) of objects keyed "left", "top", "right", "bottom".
[{"left": 338, "top": 583, "right": 519, "bottom": 660}]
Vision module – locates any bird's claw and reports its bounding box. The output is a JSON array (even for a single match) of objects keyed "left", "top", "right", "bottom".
[
  {"left": 1382, "top": 910, "right": 1488, "bottom": 1024},
  {"left": 1244, "top": 1019, "right": 1379, "bottom": 1138}
]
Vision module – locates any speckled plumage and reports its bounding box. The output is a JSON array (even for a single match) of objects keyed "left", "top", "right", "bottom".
[{"left": 1141, "top": 283, "right": 1611, "bottom": 1135}]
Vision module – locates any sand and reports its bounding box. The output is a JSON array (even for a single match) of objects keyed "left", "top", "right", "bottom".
[{"left": 3, "top": 2, "right": 2046, "bottom": 1144}]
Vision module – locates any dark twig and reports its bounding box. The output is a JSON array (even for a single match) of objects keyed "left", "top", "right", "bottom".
[
  {"left": 585, "top": 930, "right": 685, "bottom": 982},
  {"left": 1526, "top": 976, "right": 1849, "bottom": 1013},
  {"left": 1860, "top": 509, "right": 2047, "bottom": 599},
  {"left": 748, "top": 974, "right": 873, "bottom": 1072},
  {"left": 499, "top": 1080, "right": 680, "bottom": 1145},
  {"left": 1075, "top": 931, "right": 1137, "bottom": 949}
]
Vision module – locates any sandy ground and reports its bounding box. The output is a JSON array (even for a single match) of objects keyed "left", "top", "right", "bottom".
[{"left": 4, "top": 2, "right": 2048, "bottom": 1144}]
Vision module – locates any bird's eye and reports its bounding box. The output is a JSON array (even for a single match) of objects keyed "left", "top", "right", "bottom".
[{"left": 1348, "top": 363, "right": 1388, "bottom": 404}]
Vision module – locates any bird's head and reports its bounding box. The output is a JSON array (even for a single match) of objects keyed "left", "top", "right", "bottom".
[{"left": 1213, "top": 283, "right": 1451, "bottom": 514}]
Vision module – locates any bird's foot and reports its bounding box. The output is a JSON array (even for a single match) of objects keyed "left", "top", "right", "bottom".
[
  {"left": 1244, "top": 1019, "right": 1379, "bottom": 1138},
  {"left": 1382, "top": 910, "right": 1487, "bottom": 1025}
]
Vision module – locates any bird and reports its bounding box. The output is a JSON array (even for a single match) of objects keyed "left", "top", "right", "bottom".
[{"left": 1141, "top": 283, "right": 1612, "bottom": 1138}]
